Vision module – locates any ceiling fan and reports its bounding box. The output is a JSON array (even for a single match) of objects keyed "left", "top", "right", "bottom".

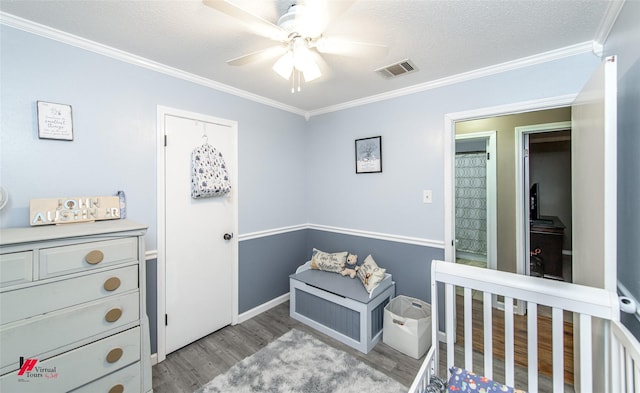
[{"left": 202, "top": 0, "right": 387, "bottom": 91}]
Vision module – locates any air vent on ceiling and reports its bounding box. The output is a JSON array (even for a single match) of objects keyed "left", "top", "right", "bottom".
[{"left": 375, "top": 59, "right": 417, "bottom": 79}]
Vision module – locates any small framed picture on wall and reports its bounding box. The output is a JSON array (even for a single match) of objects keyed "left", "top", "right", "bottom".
[
  {"left": 355, "top": 136, "right": 382, "bottom": 174},
  {"left": 37, "top": 101, "right": 74, "bottom": 141}
]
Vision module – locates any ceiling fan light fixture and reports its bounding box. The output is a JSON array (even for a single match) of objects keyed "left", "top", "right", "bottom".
[
  {"left": 272, "top": 51, "right": 294, "bottom": 80},
  {"left": 291, "top": 42, "right": 321, "bottom": 82},
  {"left": 302, "top": 60, "right": 321, "bottom": 82}
]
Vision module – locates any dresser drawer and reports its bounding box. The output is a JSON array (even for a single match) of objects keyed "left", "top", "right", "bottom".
[
  {"left": 70, "top": 361, "right": 141, "bottom": 393},
  {"left": 0, "top": 292, "right": 139, "bottom": 373},
  {"left": 0, "top": 251, "right": 33, "bottom": 287},
  {"left": 39, "top": 238, "right": 137, "bottom": 279},
  {"left": 0, "top": 327, "right": 141, "bottom": 393},
  {"left": 1, "top": 265, "right": 138, "bottom": 325}
]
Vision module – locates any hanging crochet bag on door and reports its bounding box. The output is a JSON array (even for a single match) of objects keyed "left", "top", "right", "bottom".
[{"left": 191, "top": 144, "right": 231, "bottom": 199}]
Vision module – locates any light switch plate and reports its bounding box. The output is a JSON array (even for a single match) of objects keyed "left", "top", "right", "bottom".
[{"left": 423, "top": 190, "right": 432, "bottom": 204}]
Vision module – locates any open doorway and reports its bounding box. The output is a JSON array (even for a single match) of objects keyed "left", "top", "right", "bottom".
[
  {"left": 453, "top": 108, "right": 571, "bottom": 279},
  {"left": 516, "top": 123, "right": 572, "bottom": 283},
  {"left": 454, "top": 131, "right": 497, "bottom": 272}
]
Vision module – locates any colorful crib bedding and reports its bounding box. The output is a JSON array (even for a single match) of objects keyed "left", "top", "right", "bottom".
[
  {"left": 421, "top": 368, "right": 526, "bottom": 393},
  {"left": 446, "top": 367, "right": 526, "bottom": 393}
]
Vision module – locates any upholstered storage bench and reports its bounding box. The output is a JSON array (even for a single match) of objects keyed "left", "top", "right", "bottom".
[{"left": 289, "top": 263, "right": 395, "bottom": 353}]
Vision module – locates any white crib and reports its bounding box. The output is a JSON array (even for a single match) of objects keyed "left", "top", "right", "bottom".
[{"left": 409, "top": 260, "right": 640, "bottom": 393}]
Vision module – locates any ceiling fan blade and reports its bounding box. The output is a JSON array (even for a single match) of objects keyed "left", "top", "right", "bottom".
[
  {"left": 226, "top": 45, "right": 288, "bottom": 66},
  {"left": 295, "top": 0, "right": 328, "bottom": 38},
  {"left": 296, "top": 0, "right": 356, "bottom": 38},
  {"left": 203, "top": 0, "right": 287, "bottom": 41},
  {"left": 315, "top": 37, "right": 388, "bottom": 58}
]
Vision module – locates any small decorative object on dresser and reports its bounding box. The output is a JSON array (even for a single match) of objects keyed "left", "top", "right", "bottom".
[
  {"left": 29, "top": 196, "right": 122, "bottom": 226},
  {"left": 0, "top": 220, "right": 152, "bottom": 392}
]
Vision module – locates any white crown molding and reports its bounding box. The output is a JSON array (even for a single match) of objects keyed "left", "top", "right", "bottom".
[
  {"left": 306, "top": 42, "right": 594, "bottom": 118},
  {"left": 593, "top": 0, "right": 626, "bottom": 57},
  {"left": 239, "top": 223, "right": 444, "bottom": 249},
  {"left": 0, "top": 12, "right": 307, "bottom": 118},
  {"left": 1, "top": 12, "right": 599, "bottom": 122}
]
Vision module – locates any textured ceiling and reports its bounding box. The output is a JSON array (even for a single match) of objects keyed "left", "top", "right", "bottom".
[{"left": 0, "top": 0, "right": 614, "bottom": 113}]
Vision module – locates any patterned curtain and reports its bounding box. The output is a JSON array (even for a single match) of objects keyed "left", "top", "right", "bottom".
[{"left": 455, "top": 152, "right": 487, "bottom": 256}]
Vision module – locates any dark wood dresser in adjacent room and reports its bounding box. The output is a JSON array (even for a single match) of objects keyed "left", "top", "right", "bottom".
[{"left": 530, "top": 216, "right": 565, "bottom": 281}]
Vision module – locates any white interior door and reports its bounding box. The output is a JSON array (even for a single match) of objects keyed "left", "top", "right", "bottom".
[
  {"left": 571, "top": 55, "right": 617, "bottom": 393},
  {"left": 164, "top": 112, "right": 237, "bottom": 354}
]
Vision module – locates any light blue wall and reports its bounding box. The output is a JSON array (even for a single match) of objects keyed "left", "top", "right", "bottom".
[
  {"left": 306, "top": 230, "right": 444, "bottom": 303},
  {"left": 605, "top": 0, "right": 640, "bottom": 338},
  {"left": 0, "top": 26, "right": 308, "bottom": 250},
  {"left": 4, "top": 14, "right": 635, "bottom": 349},
  {"left": 305, "top": 53, "right": 601, "bottom": 241}
]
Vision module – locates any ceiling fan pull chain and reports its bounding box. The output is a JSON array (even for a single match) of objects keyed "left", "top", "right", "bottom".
[{"left": 291, "top": 71, "right": 295, "bottom": 93}]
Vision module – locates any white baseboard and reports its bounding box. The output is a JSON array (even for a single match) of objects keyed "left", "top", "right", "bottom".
[
  {"left": 150, "top": 353, "right": 158, "bottom": 366},
  {"left": 237, "top": 293, "right": 290, "bottom": 324}
]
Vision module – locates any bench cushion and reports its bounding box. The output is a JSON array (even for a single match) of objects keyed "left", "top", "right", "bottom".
[{"left": 289, "top": 269, "right": 392, "bottom": 304}]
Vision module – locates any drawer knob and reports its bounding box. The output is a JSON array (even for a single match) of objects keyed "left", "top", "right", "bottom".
[
  {"left": 86, "top": 250, "right": 105, "bottom": 265},
  {"left": 105, "top": 308, "right": 123, "bottom": 322},
  {"left": 104, "top": 277, "right": 122, "bottom": 292},
  {"left": 109, "top": 384, "right": 124, "bottom": 393},
  {"left": 106, "top": 347, "right": 124, "bottom": 363}
]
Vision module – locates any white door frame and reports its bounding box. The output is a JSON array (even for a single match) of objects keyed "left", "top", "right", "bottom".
[
  {"left": 514, "top": 121, "right": 571, "bottom": 278},
  {"left": 454, "top": 131, "right": 498, "bottom": 272},
  {"left": 156, "top": 105, "right": 239, "bottom": 363},
  {"left": 444, "top": 94, "right": 576, "bottom": 267}
]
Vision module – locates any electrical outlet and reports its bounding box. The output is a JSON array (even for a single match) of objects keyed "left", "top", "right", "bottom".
[{"left": 423, "top": 190, "right": 432, "bottom": 204}]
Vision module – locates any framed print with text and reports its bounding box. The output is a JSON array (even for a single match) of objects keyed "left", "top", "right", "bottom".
[{"left": 37, "top": 101, "right": 73, "bottom": 141}]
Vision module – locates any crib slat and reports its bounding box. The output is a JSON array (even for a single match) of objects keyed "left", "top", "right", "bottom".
[
  {"left": 626, "top": 350, "right": 633, "bottom": 393},
  {"left": 629, "top": 358, "right": 640, "bottom": 392},
  {"left": 504, "top": 296, "right": 514, "bottom": 387},
  {"left": 624, "top": 350, "right": 640, "bottom": 392},
  {"left": 611, "top": 336, "right": 621, "bottom": 393},
  {"left": 579, "top": 313, "right": 592, "bottom": 392},
  {"left": 483, "top": 292, "right": 493, "bottom": 380},
  {"left": 446, "top": 283, "right": 455, "bottom": 373},
  {"left": 633, "top": 354, "right": 640, "bottom": 393},
  {"left": 552, "top": 307, "right": 564, "bottom": 392},
  {"left": 527, "top": 301, "right": 538, "bottom": 393},
  {"left": 464, "top": 287, "right": 473, "bottom": 371}
]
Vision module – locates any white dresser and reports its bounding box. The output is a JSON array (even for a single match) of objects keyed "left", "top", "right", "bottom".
[{"left": 0, "top": 220, "right": 153, "bottom": 393}]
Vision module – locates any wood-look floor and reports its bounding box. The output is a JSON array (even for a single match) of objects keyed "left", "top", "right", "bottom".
[
  {"left": 152, "top": 300, "right": 574, "bottom": 393},
  {"left": 152, "top": 301, "right": 424, "bottom": 393}
]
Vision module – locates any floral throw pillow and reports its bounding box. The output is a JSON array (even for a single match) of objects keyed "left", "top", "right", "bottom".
[
  {"left": 447, "top": 367, "right": 527, "bottom": 393},
  {"left": 310, "top": 248, "right": 348, "bottom": 273},
  {"left": 356, "top": 254, "right": 386, "bottom": 293}
]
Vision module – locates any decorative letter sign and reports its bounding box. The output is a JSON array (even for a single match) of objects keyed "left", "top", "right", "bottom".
[{"left": 30, "top": 196, "right": 121, "bottom": 226}]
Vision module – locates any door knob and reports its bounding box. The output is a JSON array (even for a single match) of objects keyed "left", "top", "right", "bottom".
[{"left": 223, "top": 233, "right": 233, "bottom": 240}]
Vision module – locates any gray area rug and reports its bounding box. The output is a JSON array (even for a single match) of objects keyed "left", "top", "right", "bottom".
[{"left": 194, "top": 329, "right": 407, "bottom": 393}]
